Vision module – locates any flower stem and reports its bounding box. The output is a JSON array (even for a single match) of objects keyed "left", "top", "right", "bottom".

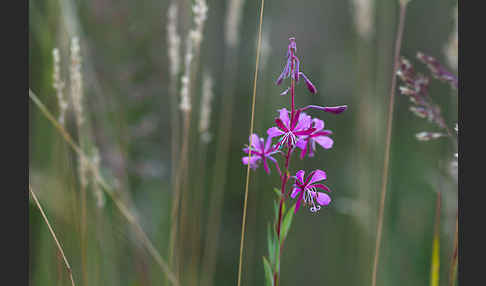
[
  {"left": 274, "top": 61, "right": 296, "bottom": 284},
  {"left": 371, "top": 2, "right": 408, "bottom": 286},
  {"left": 236, "top": 0, "right": 265, "bottom": 285},
  {"left": 30, "top": 185, "right": 76, "bottom": 286},
  {"left": 449, "top": 214, "right": 458, "bottom": 286},
  {"left": 29, "top": 90, "right": 179, "bottom": 286}
]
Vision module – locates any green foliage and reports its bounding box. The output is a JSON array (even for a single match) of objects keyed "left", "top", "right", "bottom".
[
  {"left": 264, "top": 189, "right": 297, "bottom": 286},
  {"left": 263, "top": 256, "right": 274, "bottom": 286},
  {"left": 281, "top": 203, "right": 296, "bottom": 241},
  {"left": 267, "top": 223, "right": 276, "bottom": 265}
]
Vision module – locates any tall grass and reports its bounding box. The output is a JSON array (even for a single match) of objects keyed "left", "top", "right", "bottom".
[
  {"left": 199, "top": 0, "right": 246, "bottom": 285},
  {"left": 168, "top": 1, "right": 208, "bottom": 283},
  {"left": 29, "top": 185, "right": 76, "bottom": 286},
  {"left": 237, "top": 0, "right": 265, "bottom": 285},
  {"left": 371, "top": 1, "right": 410, "bottom": 286},
  {"left": 29, "top": 90, "right": 179, "bottom": 286}
]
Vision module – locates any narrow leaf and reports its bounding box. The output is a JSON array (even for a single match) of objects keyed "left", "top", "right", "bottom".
[
  {"left": 281, "top": 203, "right": 296, "bottom": 240},
  {"left": 263, "top": 257, "right": 274, "bottom": 286},
  {"left": 273, "top": 187, "right": 282, "bottom": 198},
  {"left": 267, "top": 224, "right": 275, "bottom": 264},
  {"left": 273, "top": 226, "right": 280, "bottom": 273},
  {"left": 273, "top": 200, "right": 279, "bottom": 225}
]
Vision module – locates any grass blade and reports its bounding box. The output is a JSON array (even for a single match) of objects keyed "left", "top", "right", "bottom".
[{"left": 430, "top": 192, "right": 441, "bottom": 286}]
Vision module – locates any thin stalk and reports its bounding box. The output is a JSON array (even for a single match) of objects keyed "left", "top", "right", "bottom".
[
  {"left": 29, "top": 90, "right": 179, "bottom": 286},
  {"left": 449, "top": 214, "right": 458, "bottom": 286},
  {"left": 199, "top": 46, "right": 237, "bottom": 286},
  {"left": 430, "top": 191, "right": 441, "bottom": 286},
  {"left": 188, "top": 140, "right": 209, "bottom": 286},
  {"left": 168, "top": 109, "right": 191, "bottom": 282},
  {"left": 29, "top": 185, "right": 76, "bottom": 286},
  {"left": 177, "top": 49, "right": 203, "bottom": 283},
  {"left": 169, "top": 20, "right": 205, "bottom": 285},
  {"left": 371, "top": 2, "right": 409, "bottom": 286},
  {"left": 237, "top": 0, "right": 265, "bottom": 285}
]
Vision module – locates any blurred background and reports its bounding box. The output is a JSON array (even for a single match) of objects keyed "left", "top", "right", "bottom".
[{"left": 29, "top": 0, "right": 458, "bottom": 285}]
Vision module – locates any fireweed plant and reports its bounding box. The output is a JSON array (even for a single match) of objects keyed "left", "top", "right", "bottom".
[{"left": 242, "top": 37, "right": 347, "bottom": 285}]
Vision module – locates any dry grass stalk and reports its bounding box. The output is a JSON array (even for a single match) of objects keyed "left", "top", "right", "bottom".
[
  {"left": 168, "top": 0, "right": 208, "bottom": 282},
  {"left": 199, "top": 73, "right": 214, "bottom": 143},
  {"left": 69, "top": 36, "right": 89, "bottom": 286},
  {"left": 28, "top": 90, "right": 179, "bottom": 286},
  {"left": 199, "top": 2, "right": 245, "bottom": 285},
  {"left": 52, "top": 48, "right": 68, "bottom": 126},
  {"left": 371, "top": 1, "right": 410, "bottom": 286},
  {"left": 29, "top": 184, "right": 76, "bottom": 286},
  {"left": 444, "top": 4, "right": 458, "bottom": 71},
  {"left": 237, "top": 0, "right": 265, "bottom": 285},
  {"left": 351, "top": 0, "right": 375, "bottom": 40}
]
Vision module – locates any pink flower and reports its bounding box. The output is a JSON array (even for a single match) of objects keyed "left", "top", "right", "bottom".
[
  {"left": 267, "top": 108, "right": 315, "bottom": 149},
  {"left": 296, "top": 118, "right": 333, "bottom": 159},
  {"left": 242, "top": 134, "right": 280, "bottom": 174},
  {"left": 290, "top": 170, "right": 331, "bottom": 213}
]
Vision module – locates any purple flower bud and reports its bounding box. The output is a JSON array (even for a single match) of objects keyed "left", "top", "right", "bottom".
[
  {"left": 301, "top": 105, "right": 348, "bottom": 114},
  {"left": 299, "top": 72, "right": 316, "bottom": 94},
  {"left": 293, "top": 57, "right": 300, "bottom": 81},
  {"left": 276, "top": 59, "right": 291, "bottom": 85},
  {"left": 323, "top": 105, "right": 347, "bottom": 114}
]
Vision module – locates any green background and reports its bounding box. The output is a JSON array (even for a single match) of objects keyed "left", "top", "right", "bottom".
[{"left": 29, "top": 0, "right": 458, "bottom": 285}]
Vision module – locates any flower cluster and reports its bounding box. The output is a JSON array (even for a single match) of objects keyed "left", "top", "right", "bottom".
[{"left": 242, "top": 37, "right": 347, "bottom": 213}]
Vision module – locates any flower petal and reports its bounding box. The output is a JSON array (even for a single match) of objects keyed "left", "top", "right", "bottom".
[
  {"left": 295, "top": 137, "right": 307, "bottom": 150},
  {"left": 264, "top": 136, "right": 273, "bottom": 152},
  {"left": 267, "top": 127, "right": 284, "bottom": 138},
  {"left": 294, "top": 127, "right": 315, "bottom": 136},
  {"left": 307, "top": 169, "right": 327, "bottom": 185},
  {"left": 295, "top": 192, "right": 303, "bottom": 213},
  {"left": 242, "top": 156, "right": 260, "bottom": 169},
  {"left": 275, "top": 118, "right": 289, "bottom": 133},
  {"left": 294, "top": 112, "right": 311, "bottom": 131},
  {"left": 290, "top": 188, "right": 300, "bottom": 199},
  {"left": 312, "top": 118, "right": 324, "bottom": 132},
  {"left": 315, "top": 192, "right": 331, "bottom": 206},
  {"left": 249, "top": 134, "right": 260, "bottom": 149},
  {"left": 278, "top": 108, "right": 290, "bottom": 127},
  {"left": 295, "top": 170, "right": 305, "bottom": 184},
  {"left": 312, "top": 184, "right": 331, "bottom": 192},
  {"left": 314, "top": 136, "right": 334, "bottom": 149}
]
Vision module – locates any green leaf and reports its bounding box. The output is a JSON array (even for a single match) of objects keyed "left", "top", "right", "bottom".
[
  {"left": 273, "top": 200, "right": 279, "bottom": 225},
  {"left": 281, "top": 203, "right": 296, "bottom": 240},
  {"left": 273, "top": 226, "right": 280, "bottom": 272},
  {"left": 273, "top": 188, "right": 282, "bottom": 198},
  {"left": 263, "top": 257, "right": 274, "bottom": 286},
  {"left": 267, "top": 224, "right": 275, "bottom": 264}
]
